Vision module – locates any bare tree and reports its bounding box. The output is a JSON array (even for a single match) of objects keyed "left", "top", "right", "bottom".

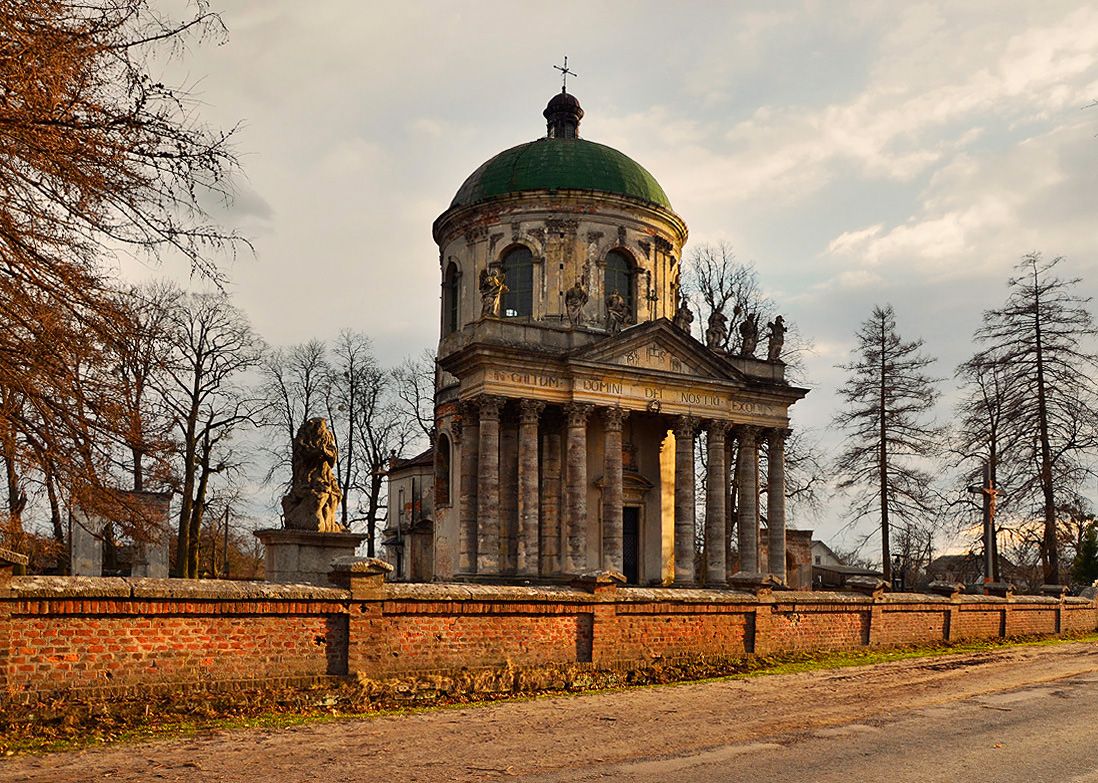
[
  {"left": 353, "top": 372, "right": 416, "bottom": 557},
  {"left": 391, "top": 349, "right": 437, "bottom": 444},
  {"left": 323, "top": 331, "right": 379, "bottom": 530},
  {"left": 260, "top": 340, "right": 331, "bottom": 482},
  {"left": 0, "top": 2, "right": 246, "bottom": 529},
  {"left": 158, "top": 292, "right": 263, "bottom": 578},
  {"left": 969, "top": 254, "right": 1098, "bottom": 585},
  {"left": 832, "top": 304, "right": 942, "bottom": 582},
  {"left": 108, "top": 281, "right": 179, "bottom": 492}
]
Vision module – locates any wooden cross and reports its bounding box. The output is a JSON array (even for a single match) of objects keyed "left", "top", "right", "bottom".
[{"left": 553, "top": 56, "right": 578, "bottom": 92}]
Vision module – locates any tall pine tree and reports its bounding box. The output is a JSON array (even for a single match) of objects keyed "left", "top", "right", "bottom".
[{"left": 833, "top": 305, "right": 941, "bottom": 582}]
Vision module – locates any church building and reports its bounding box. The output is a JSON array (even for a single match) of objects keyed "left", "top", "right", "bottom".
[{"left": 387, "top": 87, "right": 808, "bottom": 587}]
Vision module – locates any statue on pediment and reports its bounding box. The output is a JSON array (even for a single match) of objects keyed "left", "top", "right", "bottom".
[
  {"left": 672, "top": 294, "right": 694, "bottom": 335},
  {"left": 767, "top": 315, "right": 787, "bottom": 362},
  {"left": 739, "top": 311, "right": 760, "bottom": 358},
  {"left": 606, "top": 289, "right": 628, "bottom": 336},
  {"left": 565, "top": 279, "right": 589, "bottom": 327},
  {"left": 705, "top": 308, "right": 728, "bottom": 350},
  {"left": 479, "top": 268, "right": 507, "bottom": 318}
]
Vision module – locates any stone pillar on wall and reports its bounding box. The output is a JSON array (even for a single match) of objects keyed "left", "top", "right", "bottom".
[
  {"left": 517, "top": 400, "right": 544, "bottom": 576},
  {"left": 600, "top": 406, "right": 628, "bottom": 573},
  {"left": 457, "top": 404, "right": 479, "bottom": 574},
  {"left": 476, "top": 395, "right": 505, "bottom": 575},
  {"left": 735, "top": 426, "right": 760, "bottom": 576},
  {"left": 767, "top": 428, "right": 790, "bottom": 582},
  {"left": 563, "top": 403, "right": 593, "bottom": 574},
  {"left": 673, "top": 415, "right": 698, "bottom": 585},
  {"left": 540, "top": 423, "right": 563, "bottom": 576},
  {"left": 705, "top": 420, "right": 731, "bottom": 585}
]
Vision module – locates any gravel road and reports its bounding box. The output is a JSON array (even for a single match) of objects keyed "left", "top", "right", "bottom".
[{"left": 3, "top": 641, "right": 1097, "bottom": 783}]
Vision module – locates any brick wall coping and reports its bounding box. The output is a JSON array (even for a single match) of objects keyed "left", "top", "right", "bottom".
[
  {"left": 5, "top": 576, "right": 1091, "bottom": 606},
  {"left": 10, "top": 576, "right": 348, "bottom": 601}
]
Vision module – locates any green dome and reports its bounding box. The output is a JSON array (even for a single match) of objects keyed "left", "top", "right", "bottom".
[{"left": 450, "top": 137, "right": 672, "bottom": 211}]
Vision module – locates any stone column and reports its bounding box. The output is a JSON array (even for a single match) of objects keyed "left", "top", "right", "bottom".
[
  {"left": 673, "top": 415, "right": 698, "bottom": 585},
  {"left": 735, "top": 425, "right": 760, "bottom": 575},
  {"left": 456, "top": 404, "right": 479, "bottom": 574},
  {"left": 705, "top": 420, "right": 731, "bottom": 585},
  {"left": 601, "top": 406, "right": 629, "bottom": 573},
  {"left": 540, "top": 425, "right": 563, "bottom": 575},
  {"left": 767, "top": 428, "right": 790, "bottom": 582},
  {"left": 564, "top": 403, "right": 593, "bottom": 574},
  {"left": 476, "top": 395, "right": 505, "bottom": 575},
  {"left": 517, "top": 400, "right": 544, "bottom": 576}
]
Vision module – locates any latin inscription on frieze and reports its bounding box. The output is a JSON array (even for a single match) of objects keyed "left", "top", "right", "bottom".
[{"left": 491, "top": 369, "right": 563, "bottom": 389}]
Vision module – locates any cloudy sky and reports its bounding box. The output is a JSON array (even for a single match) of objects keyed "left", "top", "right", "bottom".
[{"left": 134, "top": 0, "right": 1098, "bottom": 553}]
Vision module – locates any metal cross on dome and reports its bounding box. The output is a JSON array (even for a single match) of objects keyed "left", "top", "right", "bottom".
[{"left": 553, "top": 56, "right": 578, "bottom": 93}]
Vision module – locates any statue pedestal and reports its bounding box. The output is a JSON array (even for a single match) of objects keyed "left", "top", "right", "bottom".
[{"left": 254, "top": 529, "right": 368, "bottom": 586}]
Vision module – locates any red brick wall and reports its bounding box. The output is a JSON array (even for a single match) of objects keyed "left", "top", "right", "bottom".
[
  {"left": 875, "top": 609, "right": 949, "bottom": 646},
  {"left": 1, "top": 577, "right": 1095, "bottom": 699},
  {"left": 761, "top": 605, "right": 870, "bottom": 653}
]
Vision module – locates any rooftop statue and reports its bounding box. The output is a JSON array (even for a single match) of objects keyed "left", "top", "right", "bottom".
[
  {"left": 281, "top": 417, "right": 343, "bottom": 532},
  {"left": 705, "top": 308, "right": 728, "bottom": 350},
  {"left": 479, "top": 268, "right": 508, "bottom": 318},
  {"left": 606, "top": 289, "right": 627, "bottom": 335},
  {"left": 739, "top": 311, "right": 760, "bottom": 358},
  {"left": 565, "top": 279, "right": 589, "bottom": 327},
  {"left": 767, "top": 315, "right": 787, "bottom": 362},
  {"left": 672, "top": 295, "right": 694, "bottom": 334}
]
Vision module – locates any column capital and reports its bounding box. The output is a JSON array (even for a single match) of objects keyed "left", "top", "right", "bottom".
[
  {"left": 564, "top": 402, "right": 594, "bottom": 427},
  {"left": 601, "top": 405, "right": 630, "bottom": 431},
  {"left": 519, "top": 399, "right": 546, "bottom": 423},
  {"left": 767, "top": 427, "right": 793, "bottom": 446},
  {"left": 458, "top": 398, "right": 480, "bottom": 421},
  {"left": 449, "top": 418, "right": 463, "bottom": 445},
  {"left": 706, "top": 419, "right": 733, "bottom": 437},
  {"left": 673, "top": 415, "right": 699, "bottom": 440},
  {"left": 474, "top": 394, "right": 506, "bottom": 420},
  {"left": 734, "top": 424, "right": 760, "bottom": 444}
]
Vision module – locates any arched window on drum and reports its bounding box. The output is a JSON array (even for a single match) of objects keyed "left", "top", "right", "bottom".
[
  {"left": 604, "top": 250, "right": 635, "bottom": 322},
  {"left": 443, "top": 261, "right": 460, "bottom": 334},
  {"left": 500, "top": 246, "right": 534, "bottom": 318}
]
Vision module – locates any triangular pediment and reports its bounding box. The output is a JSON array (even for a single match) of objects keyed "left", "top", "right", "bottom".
[{"left": 568, "top": 319, "right": 744, "bottom": 382}]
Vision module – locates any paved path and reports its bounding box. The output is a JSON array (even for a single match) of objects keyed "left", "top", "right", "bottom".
[{"left": 3, "top": 641, "right": 1098, "bottom": 782}]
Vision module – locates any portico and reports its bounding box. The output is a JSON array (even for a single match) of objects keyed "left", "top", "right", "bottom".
[{"left": 436, "top": 320, "right": 805, "bottom": 585}]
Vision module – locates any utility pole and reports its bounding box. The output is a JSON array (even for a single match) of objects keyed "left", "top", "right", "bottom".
[{"left": 222, "top": 505, "right": 230, "bottom": 579}]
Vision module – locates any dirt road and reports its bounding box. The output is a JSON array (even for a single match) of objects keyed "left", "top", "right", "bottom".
[{"left": 4, "top": 641, "right": 1098, "bottom": 783}]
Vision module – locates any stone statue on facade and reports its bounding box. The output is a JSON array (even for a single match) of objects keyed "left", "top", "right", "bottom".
[
  {"left": 672, "top": 294, "right": 694, "bottom": 334},
  {"left": 281, "top": 418, "right": 343, "bottom": 532},
  {"left": 705, "top": 308, "right": 728, "bottom": 350},
  {"left": 565, "top": 279, "right": 589, "bottom": 327},
  {"left": 739, "top": 311, "right": 760, "bottom": 358},
  {"left": 767, "top": 315, "right": 787, "bottom": 362},
  {"left": 606, "top": 289, "right": 627, "bottom": 335},
  {"left": 479, "top": 268, "right": 507, "bottom": 318}
]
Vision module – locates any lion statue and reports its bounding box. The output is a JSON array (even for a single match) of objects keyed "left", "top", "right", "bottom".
[{"left": 281, "top": 417, "right": 344, "bottom": 532}]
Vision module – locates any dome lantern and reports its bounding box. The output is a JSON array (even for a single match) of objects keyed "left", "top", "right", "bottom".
[{"left": 543, "top": 91, "right": 584, "bottom": 139}]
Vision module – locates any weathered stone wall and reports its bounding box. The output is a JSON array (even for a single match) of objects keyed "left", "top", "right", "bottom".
[{"left": 1, "top": 573, "right": 1094, "bottom": 700}]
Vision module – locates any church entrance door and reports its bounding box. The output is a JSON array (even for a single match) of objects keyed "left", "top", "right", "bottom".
[{"left": 622, "top": 506, "right": 640, "bottom": 584}]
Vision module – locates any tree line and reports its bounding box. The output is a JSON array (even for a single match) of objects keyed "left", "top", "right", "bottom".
[{"left": 681, "top": 245, "right": 1098, "bottom": 590}]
